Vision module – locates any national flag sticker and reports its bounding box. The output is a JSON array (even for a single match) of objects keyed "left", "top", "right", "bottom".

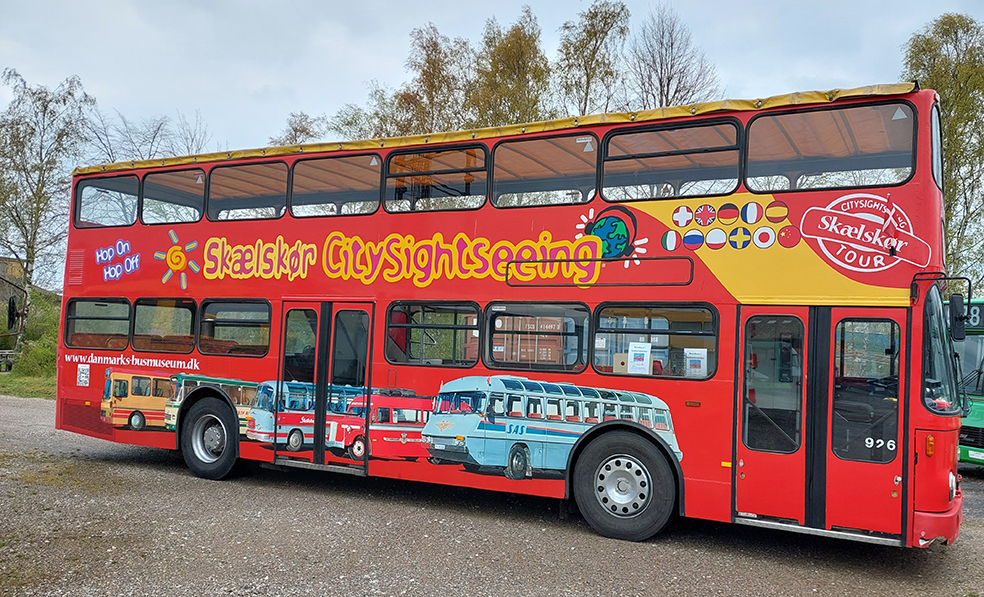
[
  {"left": 705, "top": 228, "right": 727, "bottom": 250},
  {"left": 717, "top": 203, "right": 739, "bottom": 225},
  {"left": 741, "top": 202, "right": 763, "bottom": 225},
  {"left": 753, "top": 226, "right": 776, "bottom": 249},
  {"left": 766, "top": 200, "right": 789, "bottom": 223},
  {"left": 661, "top": 230, "right": 681, "bottom": 251},
  {"left": 683, "top": 229, "right": 704, "bottom": 250},
  {"left": 672, "top": 205, "right": 693, "bottom": 227},
  {"left": 729, "top": 227, "right": 751, "bottom": 249},
  {"left": 694, "top": 204, "right": 716, "bottom": 226},
  {"left": 778, "top": 225, "right": 801, "bottom": 248}
]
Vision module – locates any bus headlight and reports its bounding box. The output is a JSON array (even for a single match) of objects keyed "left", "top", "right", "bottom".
[{"left": 949, "top": 471, "right": 957, "bottom": 502}]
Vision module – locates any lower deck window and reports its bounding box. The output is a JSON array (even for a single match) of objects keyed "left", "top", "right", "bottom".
[
  {"left": 486, "top": 303, "right": 589, "bottom": 372},
  {"left": 65, "top": 299, "right": 130, "bottom": 349},
  {"left": 593, "top": 304, "right": 716, "bottom": 379},
  {"left": 198, "top": 301, "right": 270, "bottom": 356},
  {"left": 132, "top": 298, "right": 196, "bottom": 353}
]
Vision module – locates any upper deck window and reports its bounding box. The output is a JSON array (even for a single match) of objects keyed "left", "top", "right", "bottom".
[
  {"left": 746, "top": 102, "right": 915, "bottom": 192},
  {"left": 142, "top": 169, "right": 204, "bottom": 224},
  {"left": 207, "top": 162, "right": 287, "bottom": 221},
  {"left": 602, "top": 122, "right": 739, "bottom": 201},
  {"left": 492, "top": 135, "right": 596, "bottom": 207},
  {"left": 291, "top": 154, "right": 381, "bottom": 217},
  {"left": 385, "top": 147, "right": 487, "bottom": 212},
  {"left": 75, "top": 176, "right": 139, "bottom": 228}
]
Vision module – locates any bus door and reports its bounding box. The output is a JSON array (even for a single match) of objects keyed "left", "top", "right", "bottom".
[
  {"left": 275, "top": 301, "right": 373, "bottom": 469},
  {"left": 736, "top": 307, "right": 810, "bottom": 524},
  {"left": 824, "top": 308, "right": 904, "bottom": 536}
]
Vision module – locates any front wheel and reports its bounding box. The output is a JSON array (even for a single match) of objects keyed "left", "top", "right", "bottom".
[
  {"left": 128, "top": 411, "right": 146, "bottom": 431},
  {"left": 286, "top": 429, "right": 304, "bottom": 452},
  {"left": 573, "top": 431, "right": 676, "bottom": 541},
  {"left": 504, "top": 444, "right": 530, "bottom": 480},
  {"left": 348, "top": 435, "right": 368, "bottom": 461},
  {"left": 180, "top": 398, "right": 239, "bottom": 480}
]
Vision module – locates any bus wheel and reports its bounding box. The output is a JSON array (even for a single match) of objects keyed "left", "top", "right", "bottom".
[
  {"left": 573, "top": 431, "right": 675, "bottom": 541},
  {"left": 348, "top": 436, "right": 368, "bottom": 461},
  {"left": 128, "top": 411, "right": 145, "bottom": 431},
  {"left": 504, "top": 444, "right": 530, "bottom": 480},
  {"left": 180, "top": 398, "right": 239, "bottom": 480},
  {"left": 286, "top": 429, "right": 304, "bottom": 452}
]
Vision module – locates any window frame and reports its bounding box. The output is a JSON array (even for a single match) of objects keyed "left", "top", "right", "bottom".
[
  {"left": 591, "top": 301, "right": 719, "bottom": 380},
  {"left": 289, "top": 153, "right": 383, "bottom": 219},
  {"left": 197, "top": 299, "right": 272, "bottom": 357},
  {"left": 139, "top": 167, "right": 206, "bottom": 226},
  {"left": 73, "top": 175, "right": 140, "bottom": 229},
  {"left": 600, "top": 117, "right": 742, "bottom": 204},
  {"left": 130, "top": 297, "right": 198, "bottom": 354},
  {"left": 490, "top": 132, "right": 600, "bottom": 209},
  {"left": 64, "top": 297, "right": 132, "bottom": 350},
  {"left": 483, "top": 301, "right": 591, "bottom": 374},
  {"left": 205, "top": 160, "right": 289, "bottom": 222},
  {"left": 744, "top": 99, "right": 918, "bottom": 195},
  {"left": 383, "top": 143, "right": 489, "bottom": 214},
  {"left": 384, "top": 301, "right": 482, "bottom": 368}
]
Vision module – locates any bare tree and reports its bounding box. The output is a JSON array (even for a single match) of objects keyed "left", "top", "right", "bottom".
[
  {"left": 87, "top": 107, "right": 214, "bottom": 162},
  {"left": 555, "top": 0, "right": 631, "bottom": 116},
  {"left": 627, "top": 4, "right": 720, "bottom": 109},
  {"left": 173, "top": 109, "right": 212, "bottom": 155}
]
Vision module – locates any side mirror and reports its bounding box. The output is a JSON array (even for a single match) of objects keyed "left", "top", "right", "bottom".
[{"left": 950, "top": 293, "right": 966, "bottom": 341}]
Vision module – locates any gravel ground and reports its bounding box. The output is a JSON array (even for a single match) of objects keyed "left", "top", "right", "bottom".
[{"left": 1, "top": 395, "right": 982, "bottom": 596}]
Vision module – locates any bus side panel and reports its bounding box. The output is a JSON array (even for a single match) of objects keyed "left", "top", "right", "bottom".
[{"left": 368, "top": 459, "right": 565, "bottom": 499}]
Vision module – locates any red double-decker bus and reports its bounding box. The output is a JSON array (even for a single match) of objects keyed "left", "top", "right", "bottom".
[{"left": 56, "top": 82, "right": 966, "bottom": 546}]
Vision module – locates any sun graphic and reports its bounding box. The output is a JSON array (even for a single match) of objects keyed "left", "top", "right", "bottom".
[
  {"left": 154, "top": 230, "right": 199, "bottom": 290},
  {"left": 574, "top": 206, "right": 649, "bottom": 268}
]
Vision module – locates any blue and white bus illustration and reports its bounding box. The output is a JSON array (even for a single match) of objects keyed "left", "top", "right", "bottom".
[{"left": 422, "top": 375, "right": 681, "bottom": 480}]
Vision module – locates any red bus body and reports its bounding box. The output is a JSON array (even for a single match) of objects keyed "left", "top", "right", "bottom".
[{"left": 56, "top": 83, "right": 963, "bottom": 546}]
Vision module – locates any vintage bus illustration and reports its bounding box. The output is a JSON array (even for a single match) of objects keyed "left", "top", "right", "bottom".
[
  {"left": 164, "top": 373, "right": 259, "bottom": 436},
  {"left": 245, "top": 381, "right": 431, "bottom": 461},
  {"left": 99, "top": 368, "right": 174, "bottom": 430},
  {"left": 423, "top": 375, "right": 681, "bottom": 481}
]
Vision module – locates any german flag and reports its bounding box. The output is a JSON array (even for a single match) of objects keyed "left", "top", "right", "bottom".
[{"left": 717, "top": 203, "right": 739, "bottom": 225}]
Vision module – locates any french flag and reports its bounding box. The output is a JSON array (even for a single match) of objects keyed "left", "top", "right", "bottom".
[{"left": 741, "top": 202, "right": 762, "bottom": 225}]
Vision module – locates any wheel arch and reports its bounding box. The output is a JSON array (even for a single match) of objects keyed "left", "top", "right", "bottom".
[
  {"left": 173, "top": 386, "right": 240, "bottom": 458},
  {"left": 564, "top": 421, "right": 685, "bottom": 517}
]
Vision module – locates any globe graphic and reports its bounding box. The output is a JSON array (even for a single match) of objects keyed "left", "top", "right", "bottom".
[{"left": 590, "top": 215, "right": 630, "bottom": 258}]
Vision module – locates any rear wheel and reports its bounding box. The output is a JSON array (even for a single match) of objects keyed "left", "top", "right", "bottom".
[
  {"left": 573, "top": 431, "right": 675, "bottom": 541},
  {"left": 180, "top": 398, "right": 239, "bottom": 480},
  {"left": 128, "top": 411, "right": 145, "bottom": 431}
]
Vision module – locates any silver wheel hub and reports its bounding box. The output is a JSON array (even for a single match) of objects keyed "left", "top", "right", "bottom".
[
  {"left": 594, "top": 454, "right": 651, "bottom": 518},
  {"left": 192, "top": 414, "right": 227, "bottom": 464}
]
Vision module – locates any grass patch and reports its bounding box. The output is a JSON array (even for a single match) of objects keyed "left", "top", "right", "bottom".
[{"left": 0, "top": 374, "right": 55, "bottom": 399}]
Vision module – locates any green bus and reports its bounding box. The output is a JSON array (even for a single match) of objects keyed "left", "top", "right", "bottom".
[{"left": 958, "top": 299, "right": 984, "bottom": 465}]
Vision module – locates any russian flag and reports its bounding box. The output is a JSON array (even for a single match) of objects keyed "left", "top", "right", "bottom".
[
  {"left": 705, "top": 228, "right": 727, "bottom": 250},
  {"left": 741, "top": 202, "right": 762, "bottom": 225},
  {"left": 683, "top": 229, "right": 704, "bottom": 250}
]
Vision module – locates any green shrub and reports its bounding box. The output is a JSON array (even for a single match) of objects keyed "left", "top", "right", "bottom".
[{"left": 11, "top": 288, "right": 60, "bottom": 377}]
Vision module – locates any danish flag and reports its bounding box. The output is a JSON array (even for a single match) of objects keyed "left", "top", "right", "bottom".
[{"left": 672, "top": 206, "right": 693, "bottom": 227}]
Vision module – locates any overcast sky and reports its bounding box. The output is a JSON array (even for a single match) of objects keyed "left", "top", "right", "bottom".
[{"left": 2, "top": 0, "right": 983, "bottom": 157}]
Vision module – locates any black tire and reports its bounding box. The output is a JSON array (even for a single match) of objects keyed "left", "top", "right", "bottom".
[
  {"left": 286, "top": 429, "right": 304, "bottom": 452},
  {"left": 504, "top": 444, "right": 530, "bottom": 480},
  {"left": 462, "top": 462, "right": 482, "bottom": 473},
  {"left": 128, "top": 411, "right": 146, "bottom": 431},
  {"left": 573, "top": 431, "right": 676, "bottom": 541},
  {"left": 180, "top": 398, "right": 239, "bottom": 480},
  {"left": 348, "top": 435, "right": 368, "bottom": 461}
]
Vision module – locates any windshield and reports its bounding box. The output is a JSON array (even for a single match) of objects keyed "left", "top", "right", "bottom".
[
  {"left": 435, "top": 391, "right": 487, "bottom": 414},
  {"left": 957, "top": 334, "right": 984, "bottom": 396},
  {"left": 923, "top": 286, "right": 961, "bottom": 415}
]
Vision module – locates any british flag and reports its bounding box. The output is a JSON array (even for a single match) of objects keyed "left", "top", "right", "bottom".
[{"left": 694, "top": 204, "right": 716, "bottom": 226}]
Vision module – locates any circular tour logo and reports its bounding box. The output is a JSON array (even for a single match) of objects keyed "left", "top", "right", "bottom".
[{"left": 799, "top": 193, "right": 931, "bottom": 273}]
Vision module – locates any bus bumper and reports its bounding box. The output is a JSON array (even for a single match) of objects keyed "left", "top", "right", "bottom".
[{"left": 912, "top": 489, "right": 962, "bottom": 547}]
